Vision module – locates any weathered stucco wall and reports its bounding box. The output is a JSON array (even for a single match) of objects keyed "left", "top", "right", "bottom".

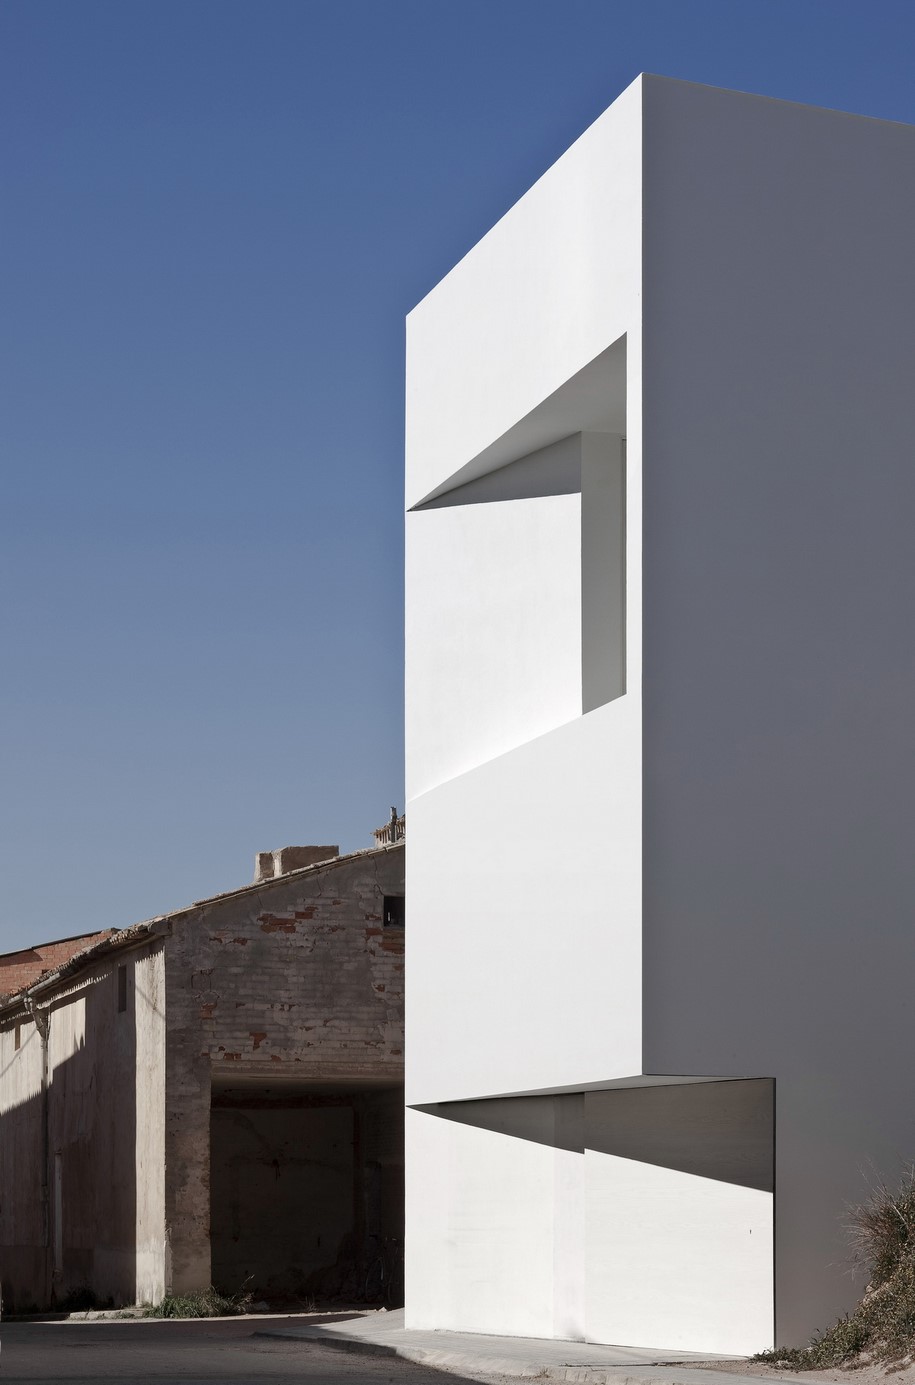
[
  {"left": 0, "top": 938, "right": 166, "bottom": 1310},
  {"left": 0, "top": 1010, "right": 46, "bottom": 1308},
  {"left": 164, "top": 843, "right": 405, "bottom": 1293},
  {"left": 135, "top": 946, "right": 167, "bottom": 1303}
]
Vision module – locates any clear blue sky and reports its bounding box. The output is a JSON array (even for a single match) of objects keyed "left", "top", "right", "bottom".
[{"left": 2, "top": 0, "right": 914, "bottom": 949}]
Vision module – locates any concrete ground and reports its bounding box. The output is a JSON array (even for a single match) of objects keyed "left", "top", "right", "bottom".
[
  {"left": 0, "top": 1313, "right": 508, "bottom": 1384},
  {"left": 4, "top": 1307, "right": 877, "bottom": 1385},
  {"left": 259, "top": 1309, "right": 807, "bottom": 1385}
]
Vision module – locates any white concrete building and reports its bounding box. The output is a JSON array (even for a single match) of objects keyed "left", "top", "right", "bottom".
[{"left": 404, "top": 76, "right": 915, "bottom": 1354}]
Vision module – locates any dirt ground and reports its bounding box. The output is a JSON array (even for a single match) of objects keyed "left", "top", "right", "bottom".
[{"left": 695, "top": 1359, "right": 915, "bottom": 1385}]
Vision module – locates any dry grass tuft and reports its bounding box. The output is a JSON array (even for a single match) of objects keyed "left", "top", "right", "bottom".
[
  {"left": 142, "top": 1285, "right": 252, "bottom": 1319},
  {"left": 755, "top": 1168, "right": 915, "bottom": 1371}
]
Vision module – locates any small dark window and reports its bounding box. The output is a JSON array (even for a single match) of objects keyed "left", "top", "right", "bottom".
[
  {"left": 117, "top": 965, "right": 127, "bottom": 1013},
  {"left": 14, "top": 1023, "right": 20, "bottom": 1051},
  {"left": 383, "top": 895, "right": 405, "bottom": 928}
]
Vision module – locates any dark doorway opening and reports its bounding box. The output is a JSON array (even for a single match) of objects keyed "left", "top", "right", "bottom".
[{"left": 209, "top": 1081, "right": 403, "bottom": 1305}]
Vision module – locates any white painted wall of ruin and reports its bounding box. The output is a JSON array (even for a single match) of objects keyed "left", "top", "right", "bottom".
[
  {"left": 0, "top": 1015, "right": 46, "bottom": 1301},
  {"left": 0, "top": 939, "right": 168, "bottom": 1310},
  {"left": 0, "top": 1016, "right": 44, "bottom": 1109},
  {"left": 135, "top": 945, "right": 166, "bottom": 1303}
]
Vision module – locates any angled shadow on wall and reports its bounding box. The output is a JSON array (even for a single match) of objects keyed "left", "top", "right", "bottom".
[{"left": 412, "top": 1077, "right": 774, "bottom": 1191}]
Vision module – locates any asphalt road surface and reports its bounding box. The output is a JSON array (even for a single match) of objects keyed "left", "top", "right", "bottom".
[{"left": 0, "top": 1315, "right": 505, "bottom": 1385}]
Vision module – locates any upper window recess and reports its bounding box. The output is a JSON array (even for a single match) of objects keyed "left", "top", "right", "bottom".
[{"left": 383, "top": 896, "right": 405, "bottom": 928}]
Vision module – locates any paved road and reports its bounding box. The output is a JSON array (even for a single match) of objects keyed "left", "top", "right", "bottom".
[{"left": 0, "top": 1315, "right": 504, "bottom": 1385}]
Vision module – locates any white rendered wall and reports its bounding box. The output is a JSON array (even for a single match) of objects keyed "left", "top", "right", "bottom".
[
  {"left": 405, "top": 76, "right": 644, "bottom": 1342},
  {"left": 585, "top": 1155, "right": 771, "bottom": 1353},
  {"left": 407, "top": 431, "right": 626, "bottom": 799},
  {"left": 406, "top": 702, "right": 641, "bottom": 1106},
  {"left": 638, "top": 77, "right": 915, "bottom": 1345},
  {"left": 583, "top": 1082, "right": 773, "bottom": 1353},
  {"left": 405, "top": 78, "right": 641, "bottom": 511},
  {"left": 405, "top": 75, "right": 643, "bottom": 1100},
  {"left": 405, "top": 73, "right": 915, "bottom": 1351},
  {"left": 408, "top": 77, "right": 915, "bottom": 1347},
  {"left": 407, "top": 1082, "right": 773, "bottom": 1353},
  {"left": 405, "top": 1107, "right": 559, "bottom": 1337},
  {"left": 406, "top": 491, "right": 583, "bottom": 797}
]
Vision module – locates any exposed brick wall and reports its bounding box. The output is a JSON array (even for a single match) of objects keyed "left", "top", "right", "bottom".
[
  {"left": 162, "top": 842, "right": 405, "bottom": 1293},
  {"left": 0, "top": 931, "right": 114, "bottom": 997}
]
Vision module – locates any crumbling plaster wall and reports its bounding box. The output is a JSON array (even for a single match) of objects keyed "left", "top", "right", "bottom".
[
  {"left": 163, "top": 843, "right": 405, "bottom": 1293},
  {"left": 135, "top": 945, "right": 167, "bottom": 1302},
  {"left": 0, "top": 1009, "right": 46, "bottom": 1307},
  {"left": 0, "top": 938, "right": 166, "bottom": 1310}
]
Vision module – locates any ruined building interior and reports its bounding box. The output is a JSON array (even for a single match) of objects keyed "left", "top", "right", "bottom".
[{"left": 0, "top": 834, "right": 405, "bottom": 1312}]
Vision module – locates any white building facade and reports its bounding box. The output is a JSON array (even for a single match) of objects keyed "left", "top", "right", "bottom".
[{"left": 405, "top": 76, "right": 915, "bottom": 1353}]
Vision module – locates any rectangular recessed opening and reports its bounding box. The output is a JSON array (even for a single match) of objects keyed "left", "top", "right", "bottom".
[
  {"left": 384, "top": 896, "right": 405, "bottom": 928},
  {"left": 581, "top": 432, "right": 626, "bottom": 713}
]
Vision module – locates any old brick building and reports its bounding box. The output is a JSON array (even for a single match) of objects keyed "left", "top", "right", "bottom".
[
  {"left": 0, "top": 930, "right": 114, "bottom": 997},
  {"left": 0, "top": 838, "right": 404, "bottom": 1311}
]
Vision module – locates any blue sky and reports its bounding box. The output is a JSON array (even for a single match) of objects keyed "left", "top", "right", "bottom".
[{"left": 2, "top": 0, "right": 915, "bottom": 948}]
